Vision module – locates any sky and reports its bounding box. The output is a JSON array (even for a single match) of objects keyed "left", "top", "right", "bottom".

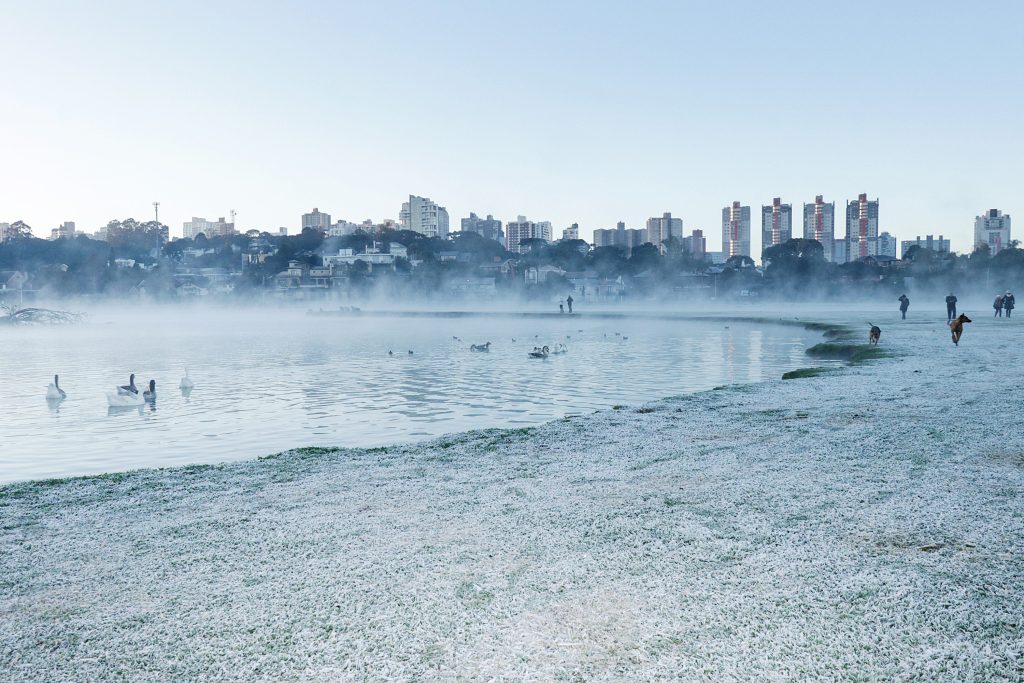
[{"left": 0, "top": 0, "right": 1021, "bottom": 253}]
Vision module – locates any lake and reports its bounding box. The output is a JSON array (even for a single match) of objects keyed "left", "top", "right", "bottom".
[{"left": 0, "top": 307, "right": 832, "bottom": 483}]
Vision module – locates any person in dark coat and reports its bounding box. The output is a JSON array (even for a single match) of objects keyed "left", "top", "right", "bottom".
[
  {"left": 898, "top": 294, "right": 910, "bottom": 320},
  {"left": 945, "top": 292, "right": 957, "bottom": 321},
  {"left": 566, "top": 294, "right": 574, "bottom": 314},
  {"left": 1004, "top": 291, "right": 1016, "bottom": 318},
  {"left": 994, "top": 294, "right": 1003, "bottom": 317}
]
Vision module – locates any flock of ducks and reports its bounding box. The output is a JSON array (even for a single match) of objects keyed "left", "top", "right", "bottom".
[
  {"left": 386, "top": 329, "right": 630, "bottom": 360},
  {"left": 44, "top": 370, "right": 195, "bottom": 408}
]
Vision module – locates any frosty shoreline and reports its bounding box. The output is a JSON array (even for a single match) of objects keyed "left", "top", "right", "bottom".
[{"left": 2, "top": 312, "right": 1022, "bottom": 681}]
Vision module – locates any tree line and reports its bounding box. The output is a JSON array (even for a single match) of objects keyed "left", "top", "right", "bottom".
[{"left": 2, "top": 219, "right": 1023, "bottom": 301}]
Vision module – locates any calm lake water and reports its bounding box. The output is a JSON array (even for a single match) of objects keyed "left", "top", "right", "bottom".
[{"left": 0, "top": 307, "right": 832, "bottom": 483}]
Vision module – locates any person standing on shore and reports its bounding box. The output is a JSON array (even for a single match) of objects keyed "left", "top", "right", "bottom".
[
  {"left": 945, "top": 292, "right": 958, "bottom": 321},
  {"left": 1004, "top": 291, "right": 1015, "bottom": 318},
  {"left": 899, "top": 294, "right": 910, "bottom": 320},
  {"left": 559, "top": 302, "right": 564, "bottom": 314},
  {"left": 566, "top": 294, "right": 574, "bottom": 314},
  {"left": 994, "top": 294, "right": 1004, "bottom": 317}
]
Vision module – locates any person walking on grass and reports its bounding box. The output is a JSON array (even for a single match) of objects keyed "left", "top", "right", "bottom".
[
  {"left": 994, "top": 294, "right": 1004, "bottom": 317},
  {"left": 899, "top": 294, "right": 910, "bottom": 320},
  {"left": 1005, "top": 291, "right": 1016, "bottom": 318},
  {"left": 945, "top": 292, "right": 958, "bottom": 321}
]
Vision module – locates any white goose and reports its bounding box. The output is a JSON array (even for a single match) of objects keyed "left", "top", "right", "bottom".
[
  {"left": 179, "top": 369, "right": 194, "bottom": 390},
  {"left": 107, "top": 388, "right": 144, "bottom": 407},
  {"left": 108, "top": 373, "right": 144, "bottom": 407},
  {"left": 46, "top": 374, "right": 67, "bottom": 400}
]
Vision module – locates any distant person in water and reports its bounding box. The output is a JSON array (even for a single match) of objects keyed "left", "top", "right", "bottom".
[
  {"left": 1004, "top": 291, "right": 1015, "bottom": 318},
  {"left": 945, "top": 292, "right": 957, "bottom": 321},
  {"left": 559, "top": 303, "right": 564, "bottom": 314},
  {"left": 994, "top": 294, "right": 1004, "bottom": 317},
  {"left": 566, "top": 295, "right": 574, "bottom": 313},
  {"left": 898, "top": 294, "right": 910, "bottom": 320}
]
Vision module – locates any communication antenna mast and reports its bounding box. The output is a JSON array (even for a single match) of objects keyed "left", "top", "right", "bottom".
[
  {"left": 230, "top": 209, "right": 236, "bottom": 228},
  {"left": 153, "top": 201, "right": 160, "bottom": 223}
]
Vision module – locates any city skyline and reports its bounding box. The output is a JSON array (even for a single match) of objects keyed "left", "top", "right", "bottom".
[
  {"left": 1, "top": 1, "right": 1021, "bottom": 255},
  {"left": 3, "top": 195, "right": 1015, "bottom": 260}
]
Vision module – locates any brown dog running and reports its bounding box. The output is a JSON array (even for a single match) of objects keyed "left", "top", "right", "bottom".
[
  {"left": 868, "top": 324, "right": 881, "bottom": 345},
  {"left": 949, "top": 313, "right": 972, "bottom": 346}
]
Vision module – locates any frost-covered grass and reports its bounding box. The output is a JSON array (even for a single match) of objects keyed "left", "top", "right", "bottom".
[{"left": 1, "top": 312, "right": 1023, "bottom": 681}]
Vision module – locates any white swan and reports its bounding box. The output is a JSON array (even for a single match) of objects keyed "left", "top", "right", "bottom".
[
  {"left": 179, "top": 369, "right": 194, "bottom": 390},
  {"left": 528, "top": 345, "right": 550, "bottom": 359},
  {"left": 46, "top": 374, "right": 67, "bottom": 400}
]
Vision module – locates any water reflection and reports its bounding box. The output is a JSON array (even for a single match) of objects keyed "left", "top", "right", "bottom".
[{"left": 107, "top": 404, "right": 144, "bottom": 417}]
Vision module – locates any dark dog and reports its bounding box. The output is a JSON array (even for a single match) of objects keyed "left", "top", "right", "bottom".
[
  {"left": 949, "top": 314, "right": 972, "bottom": 346},
  {"left": 868, "top": 325, "right": 881, "bottom": 345}
]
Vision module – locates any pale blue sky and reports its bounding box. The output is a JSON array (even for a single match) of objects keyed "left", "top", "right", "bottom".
[{"left": 1, "top": 0, "right": 1021, "bottom": 252}]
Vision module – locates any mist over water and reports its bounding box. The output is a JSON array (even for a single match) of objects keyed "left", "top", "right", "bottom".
[{"left": 0, "top": 305, "right": 834, "bottom": 483}]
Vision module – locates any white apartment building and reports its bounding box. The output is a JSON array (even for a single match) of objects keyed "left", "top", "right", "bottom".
[
  {"left": 322, "top": 243, "right": 408, "bottom": 270},
  {"left": 183, "top": 216, "right": 235, "bottom": 239},
  {"left": 592, "top": 222, "right": 647, "bottom": 255},
  {"left": 974, "top": 209, "right": 1012, "bottom": 255},
  {"left": 878, "top": 231, "right": 898, "bottom": 258},
  {"left": 802, "top": 195, "right": 836, "bottom": 262},
  {"left": 399, "top": 195, "right": 449, "bottom": 238},
  {"left": 505, "top": 215, "right": 552, "bottom": 254},
  {"left": 49, "top": 221, "right": 76, "bottom": 240},
  {"left": 301, "top": 208, "right": 332, "bottom": 232},
  {"left": 901, "top": 234, "right": 949, "bottom": 257},
  {"left": 645, "top": 212, "right": 683, "bottom": 253},
  {"left": 327, "top": 220, "right": 362, "bottom": 237},
  {"left": 760, "top": 198, "right": 792, "bottom": 257},
  {"left": 844, "top": 194, "right": 879, "bottom": 262},
  {"left": 721, "top": 202, "right": 751, "bottom": 258}
]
